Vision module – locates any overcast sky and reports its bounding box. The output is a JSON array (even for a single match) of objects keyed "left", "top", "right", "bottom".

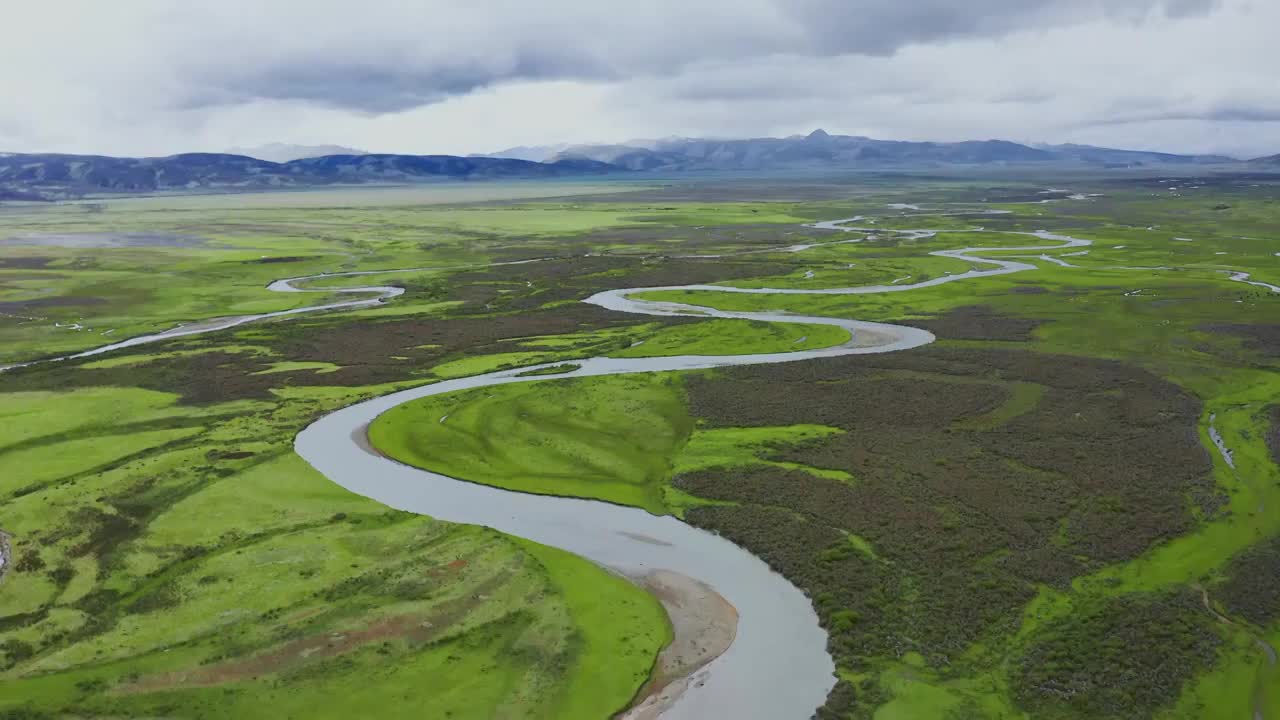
[{"left": 2, "top": 0, "right": 1276, "bottom": 158}]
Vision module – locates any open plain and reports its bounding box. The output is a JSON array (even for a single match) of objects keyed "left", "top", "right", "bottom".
[{"left": 1, "top": 173, "right": 1279, "bottom": 719}]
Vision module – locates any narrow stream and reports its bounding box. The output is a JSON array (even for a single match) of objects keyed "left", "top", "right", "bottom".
[{"left": 0, "top": 259, "right": 544, "bottom": 372}]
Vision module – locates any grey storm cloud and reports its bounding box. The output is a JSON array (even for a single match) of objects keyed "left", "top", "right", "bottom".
[
  {"left": 1, "top": 0, "right": 1275, "bottom": 158},
  {"left": 778, "top": 0, "right": 1219, "bottom": 55},
  {"left": 205, "top": 62, "right": 573, "bottom": 115},
  {"left": 1090, "top": 106, "right": 1280, "bottom": 126},
  {"left": 156, "top": 0, "right": 1219, "bottom": 113}
]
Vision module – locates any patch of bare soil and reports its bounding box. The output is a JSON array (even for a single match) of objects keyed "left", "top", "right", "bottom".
[
  {"left": 618, "top": 569, "right": 738, "bottom": 720},
  {"left": 849, "top": 327, "right": 895, "bottom": 348}
]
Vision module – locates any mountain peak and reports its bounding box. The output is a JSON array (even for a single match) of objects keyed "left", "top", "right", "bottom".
[
  {"left": 225, "top": 143, "right": 369, "bottom": 163},
  {"left": 806, "top": 128, "right": 830, "bottom": 140}
]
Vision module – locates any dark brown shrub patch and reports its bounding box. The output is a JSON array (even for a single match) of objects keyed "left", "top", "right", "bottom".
[
  {"left": 0, "top": 256, "right": 56, "bottom": 269},
  {"left": 1199, "top": 323, "right": 1280, "bottom": 357},
  {"left": 1268, "top": 405, "right": 1280, "bottom": 469},
  {"left": 1013, "top": 590, "right": 1220, "bottom": 720},
  {"left": 677, "top": 347, "right": 1215, "bottom": 716},
  {"left": 245, "top": 256, "right": 316, "bottom": 264},
  {"left": 1216, "top": 535, "right": 1280, "bottom": 627},
  {"left": 902, "top": 305, "right": 1044, "bottom": 341}
]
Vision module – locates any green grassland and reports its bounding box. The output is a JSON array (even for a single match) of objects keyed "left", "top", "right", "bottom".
[
  {"left": 716, "top": 254, "right": 975, "bottom": 290},
  {"left": 0, "top": 186, "right": 851, "bottom": 717},
  {"left": 370, "top": 373, "right": 856, "bottom": 516},
  {"left": 362, "top": 178, "right": 1280, "bottom": 718},
  {"left": 4, "top": 175, "right": 1280, "bottom": 719},
  {"left": 0, "top": 377, "right": 668, "bottom": 719},
  {"left": 0, "top": 194, "right": 813, "bottom": 364},
  {"left": 371, "top": 373, "right": 691, "bottom": 513}
]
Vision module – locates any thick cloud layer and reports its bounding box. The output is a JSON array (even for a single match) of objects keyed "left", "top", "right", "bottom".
[
  {"left": 778, "top": 0, "right": 1216, "bottom": 54},
  {"left": 1, "top": 0, "right": 1274, "bottom": 157},
  {"left": 33, "top": 0, "right": 1213, "bottom": 113}
]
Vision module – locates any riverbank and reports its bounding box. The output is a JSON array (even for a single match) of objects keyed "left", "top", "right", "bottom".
[{"left": 620, "top": 570, "right": 739, "bottom": 720}]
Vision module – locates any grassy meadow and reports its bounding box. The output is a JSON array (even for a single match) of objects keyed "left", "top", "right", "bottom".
[{"left": 2, "top": 174, "right": 1279, "bottom": 719}]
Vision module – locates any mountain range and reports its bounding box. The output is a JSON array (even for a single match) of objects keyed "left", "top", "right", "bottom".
[
  {"left": 487, "top": 130, "right": 1240, "bottom": 170},
  {"left": 0, "top": 153, "right": 616, "bottom": 200},
  {"left": 1, "top": 130, "right": 1275, "bottom": 200}
]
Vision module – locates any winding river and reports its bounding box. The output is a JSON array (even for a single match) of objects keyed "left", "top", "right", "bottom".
[
  {"left": 0, "top": 259, "right": 544, "bottom": 372},
  {"left": 12, "top": 210, "right": 1274, "bottom": 717},
  {"left": 292, "top": 218, "right": 1097, "bottom": 719}
]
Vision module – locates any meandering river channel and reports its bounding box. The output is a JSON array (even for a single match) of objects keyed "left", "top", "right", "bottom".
[
  {"left": 5, "top": 202, "right": 1279, "bottom": 716},
  {"left": 289, "top": 218, "right": 1095, "bottom": 719},
  {"left": 4, "top": 213, "right": 1115, "bottom": 717}
]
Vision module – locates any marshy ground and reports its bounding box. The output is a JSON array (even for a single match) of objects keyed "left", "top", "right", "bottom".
[{"left": 1, "top": 174, "right": 1278, "bottom": 719}]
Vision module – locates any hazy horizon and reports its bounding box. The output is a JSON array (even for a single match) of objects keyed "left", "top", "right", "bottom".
[{"left": 0, "top": 129, "right": 1262, "bottom": 162}]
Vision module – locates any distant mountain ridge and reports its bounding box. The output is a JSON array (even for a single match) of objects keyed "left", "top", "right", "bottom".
[
  {"left": 0, "top": 132, "right": 1271, "bottom": 201},
  {"left": 480, "top": 144, "right": 572, "bottom": 162},
  {"left": 225, "top": 143, "right": 369, "bottom": 163},
  {"left": 1034, "top": 143, "right": 1236, "bottom": 167},
  {"left": 0, "top": 152, "right": 619, "bottom": 200},
  {"left": 487, "top": 131, "right": 1240, "bottom": 170}
]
